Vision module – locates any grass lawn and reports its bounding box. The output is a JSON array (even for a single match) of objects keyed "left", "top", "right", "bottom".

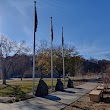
[
  {"left": 0, "top": 78, "right": 83, "bottom": 97},
  {"left": 0, "top": 78, "right": 63, "bottom": 96}
]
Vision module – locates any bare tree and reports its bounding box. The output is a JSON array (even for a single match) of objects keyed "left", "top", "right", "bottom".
[
  {"left": 104, "top": 54, "right": 110, "bottom": 88},
  {"left": 0, "top": 35, "right": 30, "bottom": 84},
  {"left": 103, "top": 65, "right": 110, "bottom": 89},
  {"left": 11, "top": 54, "right": 31, "bottom": 81}
]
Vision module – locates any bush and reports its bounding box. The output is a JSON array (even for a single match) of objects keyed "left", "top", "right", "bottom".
[{"left": 11, "top": 86, "right": 27, "bottom": 101}]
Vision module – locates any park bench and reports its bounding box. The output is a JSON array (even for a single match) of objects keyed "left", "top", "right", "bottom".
[
  {"left": 97, "top": 86, "right": 104, "bottom": 90},
  {"left": 100, "top": 83, "right": 108, "bottom": 90},
  {"left": 89, "top": 90, "right": 102, "bottom": 102},
  {"left": 96, "top": 86, "right": 105, "bottom": 97}
]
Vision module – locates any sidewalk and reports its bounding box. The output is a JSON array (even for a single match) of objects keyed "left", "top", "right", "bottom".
[{"left": 0, "top": 82, "right": 99, "bottom": 110}]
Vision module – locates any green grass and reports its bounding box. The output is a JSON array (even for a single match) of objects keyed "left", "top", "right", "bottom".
[
  {"left": 0, "top": 78, "right": 82, "bottom": 97},
  {"left": 0, "top": 79, "right": 62, "bottom": 96}
]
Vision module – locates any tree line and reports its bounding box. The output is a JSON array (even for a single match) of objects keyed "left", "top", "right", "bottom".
[{"left": 0, "top": 35, "right": 110, "bottom": 84}]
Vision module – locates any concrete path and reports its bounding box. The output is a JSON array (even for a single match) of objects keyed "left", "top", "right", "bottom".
[{"left": 0, "top": 82, "right": 99, "bottom": 110}]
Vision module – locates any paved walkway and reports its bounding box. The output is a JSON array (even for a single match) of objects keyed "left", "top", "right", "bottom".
[{"left": 0, "top": 82, "right": 99, "bottom": 110}]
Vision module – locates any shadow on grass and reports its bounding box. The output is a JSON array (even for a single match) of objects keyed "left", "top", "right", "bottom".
[{"left": 0, "top": 84, "right": 15, "bottom": 90}]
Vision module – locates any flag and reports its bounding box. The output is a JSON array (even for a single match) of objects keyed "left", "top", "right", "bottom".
[
  {"left": 51, "top": 17, "right": 53, "bottom": 41},
  {"left": 34, "top": 1, "right": 38, "bottom": 32},
  {"left": 62, "top": 27, "right": 64, "bottom": 46}
]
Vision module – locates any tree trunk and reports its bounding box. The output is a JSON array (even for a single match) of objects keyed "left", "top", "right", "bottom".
[
  {"left": 21, "top": 77, "right": 22, "bottom": 81},
  {"left": 2, "top": 68, "right": 7, "bottom": 85},
  {"left": 3, "top": 78, "right": 6, "bottom": 85},
  {"left": 20, "top": 72, "right": 23, "bottom": 81}
]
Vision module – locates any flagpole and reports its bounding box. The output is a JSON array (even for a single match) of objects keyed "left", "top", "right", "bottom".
[
  {"left": 32, "top": 31, "right": 35, "bottom": 95},
  {"left": 62, "top": 27, "right": 65, "bottom": 87},
  {"left": 50, "top": 17, "right": 53, "bottom": 91},
  {"left": 32, "top": 1, "right": 37, "bottom": 95}
]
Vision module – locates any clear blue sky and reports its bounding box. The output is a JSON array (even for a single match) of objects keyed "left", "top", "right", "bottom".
[{"left": 0, "top": 0, "right": 110, "bottom": 60}]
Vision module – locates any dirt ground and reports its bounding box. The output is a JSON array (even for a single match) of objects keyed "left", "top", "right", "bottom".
[{"left": 63, "top": 89, "right": 110, "bottom": 110}]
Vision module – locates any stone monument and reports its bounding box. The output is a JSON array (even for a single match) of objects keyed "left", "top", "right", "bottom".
[
  {"left": 35, "top": 78, "right": 48, "bottom": 97},
  {"left": 55, "top": 78, "right": 64, "bottom": 91},
  {"left": 67, "top": 78, "right": 74, "bottom": 88}
]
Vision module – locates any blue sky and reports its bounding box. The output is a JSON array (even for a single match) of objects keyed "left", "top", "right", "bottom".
[{"left": 0, "top": 0, "right": 110, "bottom": 60}]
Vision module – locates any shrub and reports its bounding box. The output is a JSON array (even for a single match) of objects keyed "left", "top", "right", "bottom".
[{"left": 11, "top": 86, "right": 27, "bottom": 101}]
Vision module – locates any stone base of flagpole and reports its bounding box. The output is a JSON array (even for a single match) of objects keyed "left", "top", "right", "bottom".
[
  {"left": 50, "top": 89, "right": 54, "bottom": 93},
  {"left": 28, "top": 92, "right": 36, "bottom": 97}
]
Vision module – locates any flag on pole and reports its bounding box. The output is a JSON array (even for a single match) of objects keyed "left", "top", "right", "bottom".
[
  {"left": 62, "top": 27, "right": 64, "bottom": 47},
  {"left": 32, "top": 1, "right": 38, "bottom": 95},
  {"left": 34, "top": 1, "right": 38, "bottom": 32},
  {"left": 50, "top": 17, "right": 53, "bottom": 91},
  {"left": 62, "top": 27, "right": 65, "bottom": 87},
  {"left": 51, "top": 17, "right": 53, "bottom": 41}
]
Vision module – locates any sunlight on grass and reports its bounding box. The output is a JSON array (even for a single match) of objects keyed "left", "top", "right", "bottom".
[
  {"left": 0, "top": 79, "right": 58, "bottom": 96},
  {"left": 0, "top": 78, "right": 76, "bottom": 96}
]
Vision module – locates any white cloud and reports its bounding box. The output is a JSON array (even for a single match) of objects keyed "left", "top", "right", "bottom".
[
  {"left": 23, "top": 26, "right": 32, "bottom": 38},
  {"left": 7, "top": 0, "right": 34, "bottom": 38},
  {"left": 88, "top": 50, "right": 110, "bottom": 55},
  {"left": 77, "top": 39, "right": 97, "bottom": 53},
  {"left": 9, "top": 0, "right": 31, "bottom": 18},
  {"left": 73, "top": 39, "right": 110, "bottom": 58}
]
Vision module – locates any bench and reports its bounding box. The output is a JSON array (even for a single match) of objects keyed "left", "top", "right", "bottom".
[
  {"left": 89, "top": 90, "right": 102, "bottom": 102},
  {"left": 96, "top": 86, "right": 105, "bottom": 97},
  {"left": 100, "top": 84, "right": 108, "bottom": 89},
  {"left": 97, "top": 86, "right": 104, "bottom": 90}
]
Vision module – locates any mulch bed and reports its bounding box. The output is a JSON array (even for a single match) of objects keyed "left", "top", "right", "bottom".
[{"left": 63, "top": 87, "right": 110, "bottom": 110}]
